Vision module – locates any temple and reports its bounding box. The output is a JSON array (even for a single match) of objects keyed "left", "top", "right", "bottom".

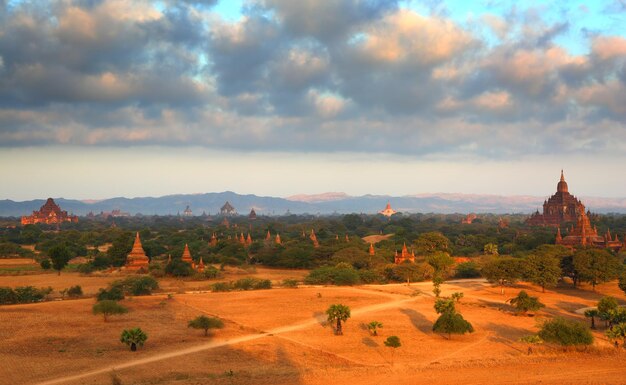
[
  {"left": 125, "top": 232, "right": 150, "bottom": 272},
  {"left": 248, "top": 209, "right": 257, "bottom": 220},
  {"left": 379, "top": 202, "right": 397, "bottom": 217},
  {"left": 183, "top": 206, "right": 193, "bottom": 217},
  {"left": 556, "top": 211, "right": 625, "bottom": 251},
  {"left": 310, "top": 229, "right": 319, "bottom": 248},
  {"left": 181, "top": 243, "right": 195, "bottom": 268},
  {"left": 21, "top": 198, "right": 78, "bottom": 225},
  {"left": 369, "top": 243, "right": 375, "bottom": 256},
  {"left": 220, "top": 201, "right": 237, "bottom": 216},
  {"left": 527, "top": 170, "right": 587, "bottom": 227},
  {"left": 394, "top": 243, "right": 415, "bottom": 264}
]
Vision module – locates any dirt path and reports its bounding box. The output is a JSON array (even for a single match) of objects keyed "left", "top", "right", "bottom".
[{"left": 34, "top": 296, "right": 418, "bottom": 385}]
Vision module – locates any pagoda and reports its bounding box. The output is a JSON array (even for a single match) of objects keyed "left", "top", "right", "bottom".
[
  {"left": 21, "top": 198, "right": 78, "bottom": 225},
  {"left": 379, "top": 202, "right": 397, "bottom": 217},
  {"left": 125, "top": 232, "right": 150, "bottom": 272},
  {"left": 275, "top": 233, "right": 282, "bottom": 245},
  {"left": 369, "top": 243, "right": 375, "bottom": 256},
  {"left": 181, "top": 243, "right": 195, "bottom": 268},
  {"left": 248, "top": 209, "right": 257, "bottom": 220},
  {"left": 557, "top": 212, "right": 625, "bottom": 251},
  {"left": 197, "top": 256, "right": 205, "bottom": 273},
  {"left": 183, "top": 205, "right": 193, "bottom": 217},
  {"left": 394, "top": 243, "right": 415, "bottom": 264},
  {"left": 527, "top": 170, "right": 586, "bottom": 227},
  {"left": 220, "top": 201, "right": 236, "bottom": 216}
]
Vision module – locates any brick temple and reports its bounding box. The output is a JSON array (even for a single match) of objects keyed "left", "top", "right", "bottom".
[
  {"left": 125, "top": 232, "right": 150, "bottom": 272},
  {"left": 526, "top": 171, "right": 587, "bottom": 227},
  {"left": 21, "top": 198, "right": 78, "bottom": 225}
]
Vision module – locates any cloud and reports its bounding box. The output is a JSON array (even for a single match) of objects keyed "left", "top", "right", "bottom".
[{"left": 0, "top": 0, "right": 624, "bottom": 161}]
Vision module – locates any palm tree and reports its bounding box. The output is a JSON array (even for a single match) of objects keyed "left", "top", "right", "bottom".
[
  {"left": 326, "top": 304, "right": 351, "bottom": 335},
  {"left": 120, "top": 328, "right": 148, "bottom": 351},
  {"left": 584, "top": 309, "right": 599, "bottom": 329},
  {"left": 188, "top": 315, "right": 224, "bottom": 336},
  {"left": 367, "top": 321, "right": 383, "bottom": 336}
]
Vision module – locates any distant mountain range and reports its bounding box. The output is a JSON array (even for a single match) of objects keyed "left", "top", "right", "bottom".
[{"left": 3, "top": 191, "right": 626, "bottom": 217}]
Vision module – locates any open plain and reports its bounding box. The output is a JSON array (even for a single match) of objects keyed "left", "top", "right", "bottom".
[{"left": 1, "top": 275, "right": 625, "bottom": 385}]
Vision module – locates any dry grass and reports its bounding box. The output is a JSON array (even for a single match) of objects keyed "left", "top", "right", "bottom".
[{"left": 1, "top": 274, "right": 625, "bottom": 385}]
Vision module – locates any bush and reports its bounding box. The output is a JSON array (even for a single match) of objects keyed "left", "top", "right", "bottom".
[
  {"left": 358, "top": 269, "right": 382, "bottom": 284},
  {"left": 0, "top": 286, "right": 52, "bottom": 304},
  {"left": 454, "top": 261, "right": 481, "bottom": 278},
  {"left": 432, "top": 311, "right": 474, "bottom": 338},
  {"left": 15, "top": 286, "right": 52, "bottom": 303},
  {"left": 66, "top": 285, "right": 83, "bottom": 298},
  {"left": 508, "top": 290, "right": 545, "bottom": 314},
  {"left": 92, "top": 300, "right": 128, "bottom": 322},
  {"left": 211, "top": 282, "right": 232, "bottom": 292},
  {"left": 538, "top": 317, "right": 594, "bottom": 346},
  {"left": 0, "top": 287, "right": 17, "bottom": 304},
  {"left": 97, "top": 286, "right": 125, "bottom": 301},
  {"left": 282, "top": 279, "right": 299, "bottom": 288},
  {"left": 305, "top": 266, "right": 360, "bottom": 286},
  {"left": 233, "top": 278, "right": 272, "bottom": 290},
  {"left": 40, "top": 259, "right": 51, "bottom": 270},
  {"left": 77, "top": 263, "right": 95, "bottom": 274},
  {"left": 165, "top": 259, "right": 194, "bottom": 277},
  {"left": 108, "top": 276, "right": 159, "bottom": 296}
]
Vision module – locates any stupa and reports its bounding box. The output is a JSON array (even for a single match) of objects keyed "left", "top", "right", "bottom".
[
  {"left": 125, "top": 232, "right": 150, "bottom": 272},
  {"left": 394, "top": 243, "right": 415, "bottom": 264}
]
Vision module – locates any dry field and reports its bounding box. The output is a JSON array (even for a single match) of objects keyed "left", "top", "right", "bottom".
[{"left": 0, "top": 276, "right": 625, "bottom": 385}]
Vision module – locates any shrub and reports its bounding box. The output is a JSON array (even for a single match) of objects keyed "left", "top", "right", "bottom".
[
  {"left": 66, "top": 285, "right": 83, "bottom": 298},
  {"left": 538, "top": 317, "right": 593, "bottom": 346},
  {"left": 165, "top": 259, "right": 194, "bottom": 277},
  {"left": 0, "top": 287, "right": 17, "bottom": 304},
  {"left": 519, "top": 335, "right": 543, "bottom": 344},
  {"left": 282, "top": 279, "right": 299, "bottom": 288},
  {"left": 93, "top": 300, "right": 128, "bottom": 322},
  {"left": 454, "top": 261, "right": 481, "bottom": 278},
  {"left": 432, "top": 311, "right": 474, "bottom": 338},
  {"left": 77, "top": 263, "right": 95, "bottom": 274},
  {"left": 508, "top": 290, "right": 545, "bottom": 314},
  {"left": 120, "top": 327, "right": 147, "bottom": 351},
  {"left": 40, "top": 259, "right": 52, "bottom": 270},
  {"left": 97, "top": 286, "right": 125, "bottom": 301},
  {"left": 15, "top": 286, "right": 52, "bottom": 303},
  {"left": 358, "top": 269, "right": 381, "bottom": 284},
  {"left": 305, "top": 266, "right": 360, "bottom": 286},
  {"left": 108, "top": 276, "right": 159, "bottom": 296},
  {"left": 233, "top": 278, "right": 272, "bottom": 290},
  {"left": 211, "top": 282, "right": 232, "bottom": 292},
  {"left": 188, "top": 315, "right": 225, "bottom": 336}
]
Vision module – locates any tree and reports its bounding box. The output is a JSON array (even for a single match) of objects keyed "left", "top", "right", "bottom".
[
  {"left": 393, "top": 262, "right": 433, "bottom": 285},
  {"left": 584, "top": 309, "right": 599, "bottom": 329},
  {"left": 434, "top": 298, "right": 456, "bottom": 314},
  {"left": 384, "top": 336, "right": 401, "bottom": 365},
  {"left": 597, "top": 296, "right": 619, "bottom": 327},
  {"left": 507, "top": 290, "right": 545, "bottom": 315},
  {"left": 188, "top": 315, "right": 224, "bottom": 336},
  {"left": 606, "top": 323, "right": 626, "bottom": 348},
  {"left": 120, "top": 327, "right": 148, "bottom": 351},
  {"left": 92, "top": 300, "right": 128, "bottom": 322},
  {"left": 414, "top": 232, "right": 450, "bottom": 255},
  {"left": 538, "top": 317, "right": 593, "bottom": 346},
  {"left": 432, "top": 311, "right": 474, "bottom": 339},
  {"left": 483, "top": 243, "right": 499, "bottom": 256},
  {"left": 451, "top": 292, "right": 464, "bottom": 303},
  {"left": 572, "top": 249, "right": 621, "bottom": 291},
  {"left": 427, "top": 252, "right": 455, "bottom": 278},
  {"left": 367, "top": 321, "right": 383, "bottom": 336},
  {"left": 48, "top": 245, "right": 72, "bottom": 275},
  {"left": 326, "top": 304, "right": 351, "bottom": 335},
  {"left": 481, "top": 257, "right": 523, "bottom": 294},
  {"left": 432, "top": 276, "right": 443, "bottom": 298},
  {"left": 524, "top": 254, "right": 562, "bottom": 292}
]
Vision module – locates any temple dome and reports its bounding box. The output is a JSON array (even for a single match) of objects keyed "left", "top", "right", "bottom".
[{"left": 557, "top": 170, "right": 568, "bottom": 193}]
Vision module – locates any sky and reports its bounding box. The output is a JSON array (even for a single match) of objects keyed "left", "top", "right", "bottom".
[{"left": 0, "top": 0, "right": 625, "bottom": 200}]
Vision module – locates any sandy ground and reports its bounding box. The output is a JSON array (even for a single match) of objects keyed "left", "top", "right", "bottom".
[
  {"left": 362, "top": 234, "right": 393, "bottom": 244},
  {"left": 1, "top": 278, "right": 625, "bottom": 385}
]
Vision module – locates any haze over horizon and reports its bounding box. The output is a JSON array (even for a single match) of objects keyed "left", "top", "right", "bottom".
[{"left": 1, "top": 1, "right": 625, "bottom": 201}]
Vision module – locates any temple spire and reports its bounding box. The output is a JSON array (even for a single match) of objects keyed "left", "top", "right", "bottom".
[{"left": 560, "top": 169, "right": 565, "bottom": 182}]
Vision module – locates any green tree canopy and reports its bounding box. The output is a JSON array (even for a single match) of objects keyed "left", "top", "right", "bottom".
[
  {"left": 367, "top": 321, "right": 383, "bottom": 336},
  {"left": 573, "top": 249, "right": 621, "bottom": 290},
  {"left": 524, "top": 254, "right": 562, "bottom": 292},
  {"left": 538, "top": 317, "right": 593, "bottom": 346},
  {"left": 120, "top": 327, "right": 148, "bottom": 351},
  {"left": 427, "top": 252, "right": 455, "bottom": 278},
  {"left": 432, "top": 311, "right": 474, "bottom": 339},
  {"left": 414, "top": 232, "right": 450, "bottom": 255},
  {"left": 188, "top": 315, "right": 224, "bottom": 336},
  {"left": 92, "top": 300, "right": 128, "bottom": 322},
  {"left": 481, "top": 257, "right": 523, "bottom": 294},
  {"left": 48, "top": 245, "right": 72, "bottom": 275},
  {"left": 326, "top": 304, "right": 351, "bottom": 335},
  {"left": 508, "top": 290, "right": 545, "bottom": 315}
]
